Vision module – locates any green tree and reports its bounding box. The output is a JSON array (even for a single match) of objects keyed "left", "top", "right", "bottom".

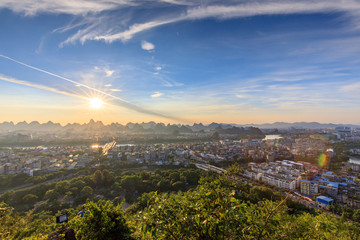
[
  {"left": 250, "top": 186, "right": 276, "bottom": 202},
  {"left": 120, "top": 175, "right": 141, "bottom": 192},
  {"left": 22, "top": 194, "right": 38, "bottom": 205},
  {"left": 70, "top": 179, "right": 86, "bottom": 189},
  {"left": 353, "top": 209, "right": 360, "bottom": 222},
  {"left": 169, "top": 172, "right": 180, "bottom": 183},
  {"left": 80, "top": 186, "right": 94, "bottom": 200},
  {"left": 0, "top": 190, "right": 15, "bottom": 204},
  {"left": 183, "top": 170, "right": 200, "bottom": 185},
  {"left": 103, "top": 169, "right": 113, "bottom": 186},
  {"left": 44, "top": 189, "right": 59, "bottom": 201},
  {"left": 93, "top": 170, "right": 104, "bottom": 188},
  {"left": 140, "top": 171, "right": 151, "bottom": 180},
  {"left": 157, "top": 179, "right": 171, "bottom": 192},
  {"left": 11, "top": 173, "right": 30, "bottom": 187},
  {"left": 70, "top": 200, "right": 132, "bottom": 240},
  {"left": 55, "top": 181, "right": 70, "bottom": 194}
]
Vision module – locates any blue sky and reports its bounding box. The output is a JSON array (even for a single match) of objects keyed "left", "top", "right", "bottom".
[{"left": 0, "top": 0, "right": 360, "bottom": 124}]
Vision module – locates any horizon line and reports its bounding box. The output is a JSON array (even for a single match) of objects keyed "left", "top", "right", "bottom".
[{"left": 0, "top": 119, "right": 359, "bottom": 127}]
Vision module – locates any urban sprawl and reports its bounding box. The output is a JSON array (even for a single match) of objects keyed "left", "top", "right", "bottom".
[{"left": 1, "top": 125, "right": 360, "bottom": 211}]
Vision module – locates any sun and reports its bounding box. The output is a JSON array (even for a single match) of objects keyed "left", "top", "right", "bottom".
[{"left": 89, "top": 97, "right": 105, "bottom": 109}]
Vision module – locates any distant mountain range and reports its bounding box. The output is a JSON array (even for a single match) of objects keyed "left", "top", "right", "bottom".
[
  {"left": 0, "top": 120, "right": 261, "bottom": 136},
  {"left": 0, "top": 120, "right": 358, "bottom": 134},
  {"left": 237, "top": 122, "right": 360, "bottom": 129}
]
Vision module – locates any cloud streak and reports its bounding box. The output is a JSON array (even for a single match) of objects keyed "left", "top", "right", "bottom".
[
  {"left": 0, "top": 74, "right": 84, "bottom": 99},
  {"left": 0, "top": 0, "right": 136, "bottom": 16},
  {"left": 3, "top": 1, "right": 360, "bottom": 45},
  {"left": 0, "top": 54, "right": 180, "bottom": 120},
  {"left": 56, "top": 0, "right": 360, "bottom": 44}
]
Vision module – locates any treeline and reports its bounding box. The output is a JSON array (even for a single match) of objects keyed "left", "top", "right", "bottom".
[
  {"left": 0, "top": 166, "right": 204, "bottom": 215},
  {"left": 329, "top": 204, "right": 360, "bottom": 222}
]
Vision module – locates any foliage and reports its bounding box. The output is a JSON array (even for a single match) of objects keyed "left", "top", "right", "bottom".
[
  {"left": 22, "top": 194, "right": 38, "bottom": 205},
  {"left": 93, "top": 170, "right": 104, "bottom": 188},
  {"left": 0, "top": 173, "right": 31, "bottom": 189},
  {"left": 1, "top": 172, "right": 360, "bottom": 240},
  {"left": 134, "top": 176, "right": 360, "bottom": 240},
  {"left": 0, "top": 202, "right": 56, "bottom": 239},
  {"left": 69, "top": 200, "right": 132, "bottom": 240},
  {"left": 0, "top": 167, "right": 203, "bottom": 213}
]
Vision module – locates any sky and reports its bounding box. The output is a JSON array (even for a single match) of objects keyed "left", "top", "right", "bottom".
[{"left": 1, "top": 0, "right": 360, "bottom": 125}]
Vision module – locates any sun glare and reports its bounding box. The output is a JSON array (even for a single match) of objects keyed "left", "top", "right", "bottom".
[{"left": 89, "top": 97, "right": 105, "bottom": 109}]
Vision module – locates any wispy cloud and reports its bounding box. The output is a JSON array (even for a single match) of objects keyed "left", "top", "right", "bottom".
[
  {"left": 236, "top": 94, "right": 248, "bottom": 99},
  {"left": 0, "top": 0, "right": 136, "bottom": 16},
  {"left": 158, "top": 77, "right": 183, "bottom": 87},
  {"left": 0, "top": 74, "right": 84, "bottom": 99},
  {"left": 52, "top": 0, "right": 360, "bottom": 45},
  {"left": 141, "top": 40, "right": 155, "bottom": 51},
  {"left": 3, "top": 1, "right": 359, "bottom": 46},
  {"left": 110, "top": 88, "right": 122, "bottom": 92},
  {"left": 151, "top": 92, "right": 163, "bottom": 98},
  {"left": 341, "top": 81, "right": 360, "bottom": 92}
]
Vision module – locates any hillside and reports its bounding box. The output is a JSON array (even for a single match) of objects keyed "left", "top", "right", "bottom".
[{"left": 1, "top": 165, "right": 360, "bottom": 239}]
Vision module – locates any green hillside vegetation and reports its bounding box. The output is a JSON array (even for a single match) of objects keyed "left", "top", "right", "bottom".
[
  {"left": 1, "top": 166, "right": 360, "bottom": 239},
  {"left": 0, "top": 166, "right": 203, "bottom": 214}
]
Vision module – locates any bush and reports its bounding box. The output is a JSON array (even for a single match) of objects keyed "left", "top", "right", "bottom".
[{"left": 70, "top": 200, "right": 132, "bottom": 240}]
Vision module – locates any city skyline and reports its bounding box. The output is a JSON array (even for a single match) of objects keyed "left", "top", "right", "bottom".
[{"left": 1, "top": 0, "right": 360, "bottom": 124}]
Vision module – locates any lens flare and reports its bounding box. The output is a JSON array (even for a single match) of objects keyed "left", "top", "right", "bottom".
[
  {"left": 317, "top": 153, "right": 327, "bottom": 167},
  {"left": 274, "top": 138, "right": 279, "bottom": 147}
]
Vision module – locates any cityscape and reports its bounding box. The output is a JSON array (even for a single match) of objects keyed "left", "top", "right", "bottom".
[{"left": 1, "top": 0, "right": 360, "bottom": 239}]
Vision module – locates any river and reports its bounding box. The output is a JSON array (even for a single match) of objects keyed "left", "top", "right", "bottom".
[
  {"left": 349, "top": 157, "right": 360, "bottom": 165},
  {"left": 264, "top": 135, "right": 282, "bottom": 140}
]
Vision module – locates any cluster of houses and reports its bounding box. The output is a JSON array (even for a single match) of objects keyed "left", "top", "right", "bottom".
[{"left": 245, "top": 160, "right": 360, "bottom": 208}]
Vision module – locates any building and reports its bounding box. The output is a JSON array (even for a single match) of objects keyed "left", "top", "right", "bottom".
[
  {"left": 348, "top": 157, "right": 360, "bottom": 172},
  {"left": 316, "top": 196, "right": 334, "bottom": 208},
  {"left": 262, "top": 173, "right": 296, "bottom": 191},
  {"left": 300, "top": 179, "right": 318, "bottom": 197}
]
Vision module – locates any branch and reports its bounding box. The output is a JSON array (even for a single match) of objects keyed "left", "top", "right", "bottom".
[{"left": 257, "top": 194, "right": 288, "bottom": 240}]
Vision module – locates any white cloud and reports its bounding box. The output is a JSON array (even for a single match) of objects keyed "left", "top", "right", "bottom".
[
  {"left": 155, "top": 66, "right": 162, "bottom": 71},
  {"left": 111, "top": 88, "right": 122, "bottom": 92},
  {"left": 105, "top": 69, "right": 115, "bottom": 77},
  {"left": 67, "top": 0, "right": 360, "bottom": 44},
  {"left": 92, "top": 67, "right": 114, "bottom": 77},
  {"left": 0, "top": 0, "right": 135, "bottom": 16},
  {"left": 3, "top": 0, "right": 360, "bottom": 46},
  {"left": 151, "top": 92, "right": 163, "bottom": 98},
  {"left": 105, "top": 84, "right": 112, "bottom": 87},
  {"left": 158, "top": 0, "right": 194, "bottom": 5},
  {"left": 141, "top": 40, "right": 155, "bottom": 51},
  {"left": 96, "top": 17, "right": 183, "bottom": 43}
]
